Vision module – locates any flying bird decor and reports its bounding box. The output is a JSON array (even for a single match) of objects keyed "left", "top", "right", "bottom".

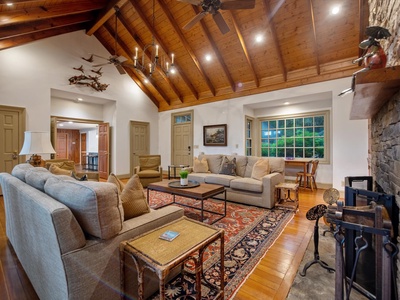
[
  {"left": 180, "top": 0, "right": 256, "bottom": 34},
  {"left": 68, "top": 66, "right": 109, "bottom": 92},
  {"left": 338, "top": 26, "right": 391, "bottom": 96}
]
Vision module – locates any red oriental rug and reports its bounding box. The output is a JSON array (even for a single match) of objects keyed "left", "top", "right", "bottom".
[{"left": 148, "top": 191, "right": 295, "bottom": 300}]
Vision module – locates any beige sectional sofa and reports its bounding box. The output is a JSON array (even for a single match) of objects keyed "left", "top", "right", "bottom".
[
  {"left": 0, "top": 163, "right": 184, "bottom": 300},
  {"left": 187, "top": 154, "right": 285, "bottom": 209}
]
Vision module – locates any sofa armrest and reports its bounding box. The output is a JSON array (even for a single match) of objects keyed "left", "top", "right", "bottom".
[
  {"left": 261, "top": 172, "right": 285, "bottom": 208},
  {"left": 133, "top": 166, "right": 141, "bottom": 174}
]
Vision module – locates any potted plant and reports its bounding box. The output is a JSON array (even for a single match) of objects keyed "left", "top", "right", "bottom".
[{"left": 179, "top": 170, "right": 189, "bottom": 186}]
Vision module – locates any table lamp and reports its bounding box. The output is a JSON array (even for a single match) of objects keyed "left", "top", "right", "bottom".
[{"left": 19, "top": 131, "right": 56, "bottom": 166}]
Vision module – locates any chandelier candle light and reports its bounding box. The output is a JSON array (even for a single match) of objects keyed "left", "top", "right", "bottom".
[{"left": 132, "top": 0, "right": 175, "bottom": 78}]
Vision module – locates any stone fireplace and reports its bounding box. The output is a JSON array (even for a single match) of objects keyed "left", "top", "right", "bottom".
[{"left": 367, "top": 0, "right": 400, "bottom": 295}]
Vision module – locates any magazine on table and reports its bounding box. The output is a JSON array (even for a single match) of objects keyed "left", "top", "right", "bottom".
[{"left": 159, "top": 230, "right": 179, "bottom": 241}]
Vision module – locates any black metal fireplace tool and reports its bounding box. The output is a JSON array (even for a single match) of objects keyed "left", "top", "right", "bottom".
[{"left": 300, "top": 204, "right": 335, "bottom": 276}]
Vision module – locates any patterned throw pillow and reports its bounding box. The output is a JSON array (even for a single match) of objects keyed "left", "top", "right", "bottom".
[
  {"left": 218, "top": 156, "right": 236, "bottom": 176},
  {"left": 251, "top": 159, "right": 270, "bottom": 180},
  {"left": 193, "top": 157, "right": 209, "bottom": 173},
  {"left": 120, "top": 174, "right": 150, "bottom": 220}
]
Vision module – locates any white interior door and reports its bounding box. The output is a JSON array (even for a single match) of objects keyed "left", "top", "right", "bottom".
[
  {"left": 130, "top": 121, "right": 149, "bottom": 175},
  {"left": 171, "top": 111, "right": 193, "bottom": 166}
]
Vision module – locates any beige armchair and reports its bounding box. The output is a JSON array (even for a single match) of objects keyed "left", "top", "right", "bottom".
[
  {"left": 134, "top": 155, "right": 163, "bottom": 187},
  {"left": 44, "top": 159, "right": 100, "bottom": 181}
]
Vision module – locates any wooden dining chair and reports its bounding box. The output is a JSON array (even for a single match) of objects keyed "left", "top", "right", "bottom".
[{"left": 296, "top": 159, "right": 319, "bottom": 191}]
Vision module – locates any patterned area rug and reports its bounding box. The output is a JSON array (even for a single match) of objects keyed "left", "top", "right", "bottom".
[{"left": 148, "top": 191, "right": 295, "bottom": 299}]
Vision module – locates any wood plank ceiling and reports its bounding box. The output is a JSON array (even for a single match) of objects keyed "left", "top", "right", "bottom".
[{"left": 0, "top": 0, "right": 369, "bottom": 111}]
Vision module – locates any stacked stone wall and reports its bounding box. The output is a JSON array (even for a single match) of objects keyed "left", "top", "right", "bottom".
[{"left": 368, "top": 0, "right": 400, "bottom": 297}]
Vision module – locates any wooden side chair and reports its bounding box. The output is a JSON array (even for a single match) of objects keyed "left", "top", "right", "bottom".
[{"left": 296, "top": 159, "right": 319, "bottom": 191}]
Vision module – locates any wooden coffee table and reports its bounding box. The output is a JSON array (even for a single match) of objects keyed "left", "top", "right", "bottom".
[
  {"left": 120, "top": 217, "right": 225, "bottom": 300},
  {"left": 147, "top": 180, "right": 226, "bottom": 224}
]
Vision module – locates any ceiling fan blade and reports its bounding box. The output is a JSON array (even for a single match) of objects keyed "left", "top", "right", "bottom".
[
  {"left": 91, "top": 54, "right": 110, "bottom": 61},
  {"left": 213, "top": 12, "right": 230, "bottom": 34},
  {"left": 117, "top": 55, "right": 128, "bottom": 63},
  {"left": 115, "top": 64, "right": 126, "bottom": 75},
  {"left": 220, "top": 0, "right": 255, "bottom": 10},
  {"left": 183, "top": 11, "right": 207, "bottom": 30},
  {"left": 178, "top": 0, "right": 202, "bottom": 5},
  {"left": 93, "top": 62, "right": 111, "bottom": 67}
]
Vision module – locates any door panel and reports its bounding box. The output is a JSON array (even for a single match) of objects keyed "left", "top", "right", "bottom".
[
  {"left": 81, "top": 133, "right": 87, "bottom": 167},
  {"left": 0, "top": 110, "right": 20, "bottom": 173},
  {"left": 172, "top": 111, "right": 193, "bottom": 166},
  {"left": 98, "top": 123, "right": 109, "bottom": 179},
  {"left": 56, "top": 133, "right": 68, "bottom": 159},
  {"left": 130, "top": 121, "right": 149, "bottom": 175}
]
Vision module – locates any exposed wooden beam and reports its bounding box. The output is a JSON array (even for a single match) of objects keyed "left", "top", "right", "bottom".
[
  {"left": 0, "top": 0, "right": 39, "bottom": 4},
  {"left": 228, "top": 11, "right": 259, "bottom": 87},
  {"left": 0, "top": 23, "right": 86, "bottom": 50},
  {"left": 262, "top": 0, "right": 287, "bottom": 81},
  {"left": 95, "top": 30, "right": 160, "bottom": 108},
  {"left": 357, "top": 0, "right": 369, "bottom": 64},
  {"left": 192, "top": 6, "right": 236, "bottom": 92},
  {"left": 86, "top": 0, "right": 128, "bottom": 36},
  {"left": 157, "top": 0, "right": 216, "bottom": 96},
  {"left": 0, "top": 1, "right": 103, "bottom": 26},
  {"left": 117, "top": 13, "right": 183, "bottom": 102},
  {"left": 0, "top": 12, "right": 95, "bottom": 40},
  {"left": 308, "top": 0, "right": 320, "bottom": 75},
  {"left": 103, "top": 23, "right": 171, "bottom": 105},
  {"left": 128, "top": 0, "right": 199, "bottom": 100}
]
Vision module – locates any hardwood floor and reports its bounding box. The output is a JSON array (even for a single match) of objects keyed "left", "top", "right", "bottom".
[{"left": 0, "top": 188, "right": 324, "bottom": 299}]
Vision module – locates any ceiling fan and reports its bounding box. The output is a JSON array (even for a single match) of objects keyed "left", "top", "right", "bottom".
[
  {"left": 180, "top": 0, "right": 256, "bottom": 34},
  {"left": 90, "top": 6, "right": 134, "bottom": 75}
]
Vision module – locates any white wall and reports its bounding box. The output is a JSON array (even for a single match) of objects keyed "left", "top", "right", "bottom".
[
  {"left": 159, "top": 78, "right": 369, "bottom": 193},
  {"left": 0, "top": 30, "right": 159, "bottom": 175}
]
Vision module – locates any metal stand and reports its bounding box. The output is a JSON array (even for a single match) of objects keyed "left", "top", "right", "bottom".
[{"left": 300, "top": 204, "right": 335, "bottom": 276}]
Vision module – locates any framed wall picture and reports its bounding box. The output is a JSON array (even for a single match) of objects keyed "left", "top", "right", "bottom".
[{"left": 203, "top": 124, "right": 227, "bottom": 146}]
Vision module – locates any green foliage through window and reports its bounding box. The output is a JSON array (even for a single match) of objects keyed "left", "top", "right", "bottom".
[{"left": 260, "top": 113, "right": 326, "bottom": 159}]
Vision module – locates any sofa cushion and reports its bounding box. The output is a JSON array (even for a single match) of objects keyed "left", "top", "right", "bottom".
[
  {"left": 219, "top": 156, "right": 236, "bottom": 176},
  {"left": 230, "top": 177, "right": 263, "bottom": 193},
  {"left": 199, "top": 154, "right": 223, "bottom": 174},
  {"left": 11, "top": 163, "right": 34, "bottom": 182},
  {"left": 269, "top": 157, "right": 285, "bottom": 174},
  {"left": 231, "top": 155, "right": 247, "bottom": 177},
  {"left": 52, "top": 161, "right": 76, "bottom": 171},
  {"left": 251, "top": 158, "right": 270, "bottom": 180},
  {"left": 49, "top": 164, "right": 72, "bottom": 176},
  {"left": 120, "top": 175, "right": 150, "bottom": 220},
  {"left": 205, "top": 174, "right": 235, "bottom": 186},
  {"left": 139, "top": 156, "right": 160, "bottom": 171},
  {"left": 25, "top": 167, "right": 54, "bottom": 191},
  {"left": 187, "top": 173, "right": 208, "bottom": 183},
  {"left": 136, "top": 170, "right": 161, "bottom": 178},
  {"left": 44, "top": 177, "right": 123, "bottom": 239},
  {"left": 193, "top": 157, "right": 209, "bottom": 173}
]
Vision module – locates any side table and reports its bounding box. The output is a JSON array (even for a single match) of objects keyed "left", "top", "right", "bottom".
[
  {"left": 120, "top": 217, "right": 225, "bottom": 300},
  {"left": 275, "top": 182, "right": 299, "bottom": 209}
]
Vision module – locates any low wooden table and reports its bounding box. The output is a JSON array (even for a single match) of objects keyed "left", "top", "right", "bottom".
[
  {"left": 275, "top": 182, "right": 299, "bottom": 209},
  {"left": 147, "top": 180, "right": 226, "bottom": 224},
  {"left": 120, "top": 217, "right": 225, "bottom": 300}
]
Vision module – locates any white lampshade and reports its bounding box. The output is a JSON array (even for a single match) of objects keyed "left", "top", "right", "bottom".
[{"left": 19, "top": 131, "right": 56, "bottom": 155}]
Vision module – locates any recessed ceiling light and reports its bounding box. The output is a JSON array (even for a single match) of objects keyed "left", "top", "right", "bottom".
[
  {"left": 6, "top": 3, "right": 13, "bottom": 6},
  {"left": 77, "top": 97, "right": 83, "bottom": 101},
  {"left": 255, "top": 34, "right": 263, "bottom": 43},
  {"left": 284, "top": 102, "right": 290, "bottom": 105},
  {"left": 144, "top": 78, "right": 149, "bottom": 83},
  {"left": 331, "top": 6, "right": 340, "bottom": 15},
  {"left": 68, "top": 121, "right": 73, "bottom": 124},
  {"left": 205, "top": 54, "right": 212, "bottom": 61},
  {"left": 170, "top": 68, "right": 176, "bottom": 74},
  {"left": 59, "top": 123, "right": 64, "bottom": 127}
]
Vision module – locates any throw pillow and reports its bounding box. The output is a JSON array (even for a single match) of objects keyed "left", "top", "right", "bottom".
[
  {"left": 107, "top": 173, "right": 125, "bottom": 194},
  {"left": 218, "top": 156, "right": 236, "bottom": 176},
  {"left": 120, "top": 174, "right": 150, "bottom": 220},
  {"left": 49, "top": 164, "right": 72, "bottom": 176},
  {"left": 193, "top": 157, "right": 209, "bottom": 173},
  {"left": 251, "top": 159, "right": 270, "bottom": 180}
]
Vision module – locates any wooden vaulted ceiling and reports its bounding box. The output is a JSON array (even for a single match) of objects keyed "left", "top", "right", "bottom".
[{"left": 0, "top": 0, "right": 369, "bottom": 111}]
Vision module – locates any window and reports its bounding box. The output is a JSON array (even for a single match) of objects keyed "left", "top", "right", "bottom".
[
  {"left": 174, "top": 114, "right": 191, "bottom": 124},
  {"left": 245, "top": 117, "right": 253, "bottom": 156},
  {"left": 259, "top": 111, "right": 329, "bottom": 161}
]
